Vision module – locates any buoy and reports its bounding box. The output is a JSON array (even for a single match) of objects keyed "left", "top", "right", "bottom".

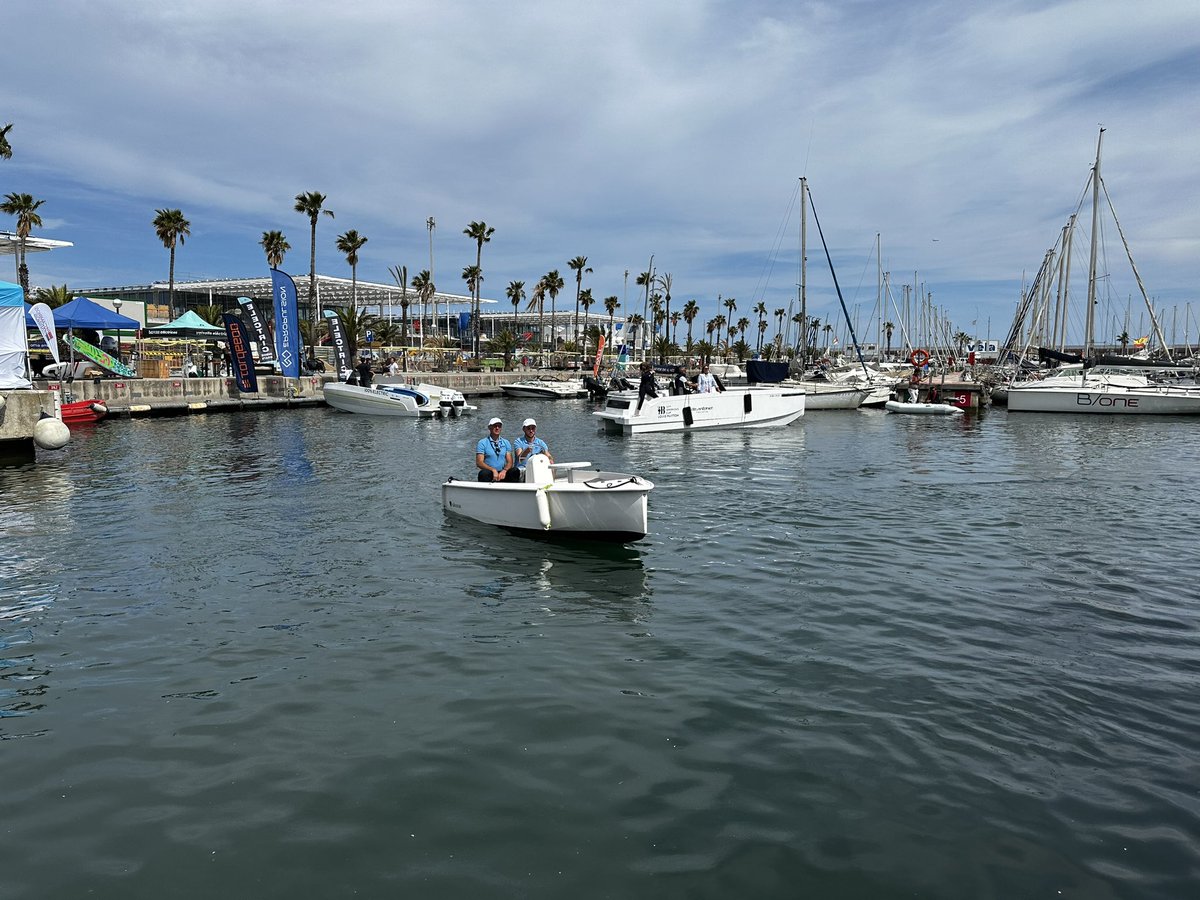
[
  {"left": 909, "top": 348, "right": 931, "bottom": 367},
  {"left": 34, "top": 414, "right": 71, "bottom": 450}
]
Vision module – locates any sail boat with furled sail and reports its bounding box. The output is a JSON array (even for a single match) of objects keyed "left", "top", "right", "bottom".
[{"left": 1006, "top": 129, "right": 1200, "bottom": 414}]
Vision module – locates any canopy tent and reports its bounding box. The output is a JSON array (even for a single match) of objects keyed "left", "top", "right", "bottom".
[
  {"left": 53, "top": 296, "right": 141, "bottom": 330},
  {"left": 146, "top": 309, "right": 225, "bottom": 339},
  {"left": 1, "top": 280, "right": 32, "bottom": 389}
]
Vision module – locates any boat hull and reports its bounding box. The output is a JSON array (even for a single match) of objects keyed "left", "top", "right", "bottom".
[
  {"left": 59, "top": 400, "right": 108, "bottom": 425},
  {"left": 500, "top": 379, "right": 588, "bottom": 399},
  {"left": 790, "top": 382, "right": 869, "bottom": 410},
  {"left": 884, "top": 400, "right": 964, "bottom": 415},
  {"left": 442, "top": 468, "right": 653, "bottom": 541},
  {"left": 1006, "top": 383, "right": 1200, "bottom": 415},
  {"left": 594, "top": 387, "right": 805, "bottom": 434},
  {"left": 324, "top": 382, "right": 474, "bottom": 417}
]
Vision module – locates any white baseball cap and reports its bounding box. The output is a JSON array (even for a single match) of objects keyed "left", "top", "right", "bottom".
[
  {"left": 522, "top": 418, "right": 537, "bottom": 427},
  {"left": 487, "top": 417, "right": 502, "bottom": 426}
]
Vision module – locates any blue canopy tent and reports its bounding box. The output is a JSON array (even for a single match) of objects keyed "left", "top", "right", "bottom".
[{"left": 52, "top": 296, "right": 140, "bottom": 330}]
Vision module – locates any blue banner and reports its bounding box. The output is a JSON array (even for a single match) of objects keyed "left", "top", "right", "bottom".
[
  {"left": 458, "top": 311, "right": 471, "bottom": 335},
  {"left": 223, "top": 314, "right": 258, "bottom": 393},
  {"left": 270, "top": 268, "right": 301, "bottom": 377},
  {"left": 237, "top": 296, "right": 274, "bottom": 363}
]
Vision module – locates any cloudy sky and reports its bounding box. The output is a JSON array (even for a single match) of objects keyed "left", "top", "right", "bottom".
[{"left": 5, "top": 0, "right": 1199, "bottom": 341}]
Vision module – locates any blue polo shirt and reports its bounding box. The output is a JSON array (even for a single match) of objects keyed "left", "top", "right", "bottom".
[
  {"left": 513, "top": 435, "right": 549, "bottom": 471},
  {"left": 476, "top": 435, "right": 513, "bottom": 470}
]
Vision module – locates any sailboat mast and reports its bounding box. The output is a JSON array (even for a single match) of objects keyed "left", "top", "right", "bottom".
[
  {"left": 800, "top": 177, "right": 808, "bottom": 367},
  {"left": 1084, "top": 127, "right": 1105, "bottom": 356}
]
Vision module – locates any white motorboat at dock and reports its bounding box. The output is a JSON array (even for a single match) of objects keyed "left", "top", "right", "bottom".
[
  {"left": 442, "top": 456, "right": 653, "bottom": 541},
  {"left": 594, "top": 385, "right": 805, "bottom": 434},
  {"left": 500, "top": 377, "right": 588, "bottom": 400},
  {"left": 324, "top": 381, "right": 476, "bottom": 417}
]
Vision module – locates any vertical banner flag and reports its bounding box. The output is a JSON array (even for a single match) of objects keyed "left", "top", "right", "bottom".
[
  {"left": 222, "top": 313, "right": 258, "bottom": 393},
  {"left": 28, "top": 302, "right": 60, "bottom": 363},
  {"left": 270, "top": 268, "right": 301, "bottom": 377},
  {"left": 323, "top": 309, "right": 350, "bottom": 377},
  {"left": 593, "top": 334, "right": 606, "bottom": 377},
  {"left": 236, "top": 296, "right": 275, "bottom": 363}
]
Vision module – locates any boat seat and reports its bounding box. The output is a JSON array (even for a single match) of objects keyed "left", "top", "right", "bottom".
[{"left": 526, "top": 454, "right": 554, "bottom": 486}]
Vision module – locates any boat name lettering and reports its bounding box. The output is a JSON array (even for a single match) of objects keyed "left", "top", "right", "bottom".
[{"left": 1077, "top": 394, "right": 1138, "bottom": 407}]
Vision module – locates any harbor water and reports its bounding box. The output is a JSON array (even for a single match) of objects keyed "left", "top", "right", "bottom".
[{"left": 3, "top": 401, "right": 1199, "bottom": 898}]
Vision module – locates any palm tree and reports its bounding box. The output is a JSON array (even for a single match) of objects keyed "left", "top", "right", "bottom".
[
  {"left": 635, "top": 269, "right": 653, "bottom": 360},
  {"left": 822, "top": 322, "right": 833, "bottom": 349},
  {"left": 151, "top": 207, "right": 189, "bottom": 316},
  {"left": 753, "top": 301, "right": 768, "bottom": 351},
  {"left": 410, "top": 269, "right": 433, "bottom": 345},
  {"left": 695, "top": 339, "right": 714, "bottom": 366},
  {"left": 626, "top": 313, "right": 645, "bottom": 355},
  {"left": 567, "top": 255, "right": 592, "bottom": 345},
  {"left": 669, "top": 310, "right": 681, "bottom": 347},
  {"left": 2, "top": 192, "right": 45, "bottom": 292},
  {"left": 461, "top": 265, "right": 483, "bottom": 347},
  {"left": 527, "top": 278, "right": 547, "bottom": 361},
  {"left": 542, "top": 269, "right": 564, "bottom": 352},
  {"left": 654, "top": 273, "right": 673, "bottom": 350},
  {"left": 758, "top": 318, "right": 769, "bottom": 351},
  {"left": 579, "top": 288, "right": 596, "bottom": 358},
  {"left": 713, "top": 314, "right": 727, "bottom": 352},
  {"left": 1117, "top": 330, "right": 1130, "bottom": 354},
  {"left": 604, "top": 295, "right": 620, "bottom": 345},
  {"left": 294, "top": 191, "right": 334, "bottom": 329},
  {"left": 808, "top": 318, "right": 821, "bottom": 356},
  {"left": 682, "top": 299, "right": 699, "bottom": 350},
  {"left": 491, "top": 328, "right": 518, "bottom": 370},
  {"left": 0, "top": 122, "right": 13, "bottom": 159},
  {"left": 463, "top": 221, "right": 495, "bottom": 356},
  {"left": 260, "top": 230, "right": 290, "bottom": 269},
  {"left": 336, "top": 305, "right": 377, "bottom": 359},
  {"left": 883, "top": 321, "right": 895, "bottom": 359},
  {"left": 723, "top": 297, "right": 738, "bottom": 338},
  {"left": 774, "top": 308, "right": 786, "bottom": 350},
  {"left": 33, "top": 284, "right": 71, "bottom": 308},
  {"left": 335, "top": 229, "right": 368, "bottom": 314},
  {"left": 506, "top": 280, "right": 525, "bottom": 337},
  {"left": 388, "top": 265, "right": 409, "bottom": 346},
  {"left": 197, "top": 304, "right": 223, "bottom": 326},
  {"left": 791, "top": 313, "right": 806, "bottom": 354}
]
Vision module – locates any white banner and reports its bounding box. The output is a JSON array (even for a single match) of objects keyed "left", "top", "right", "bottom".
[{"left": 28, "top": 302, "right": 60, "bottom": 363}]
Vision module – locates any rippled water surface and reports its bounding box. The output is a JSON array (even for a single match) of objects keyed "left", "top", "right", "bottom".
[{"left": 3, "top": 402, "right": 1199, "bottom": 898}]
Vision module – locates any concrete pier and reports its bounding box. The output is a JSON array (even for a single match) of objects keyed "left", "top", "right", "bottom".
[{"left": 0, "top": 390, "right": 59, "bottom": 464}]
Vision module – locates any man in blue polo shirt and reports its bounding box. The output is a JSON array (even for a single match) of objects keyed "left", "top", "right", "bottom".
[
  {"left": 513, "top": 417, "right": 554, "bottom": 480},
  {"left": 475, "top": 417, "right": 520, "bottom": 482}
]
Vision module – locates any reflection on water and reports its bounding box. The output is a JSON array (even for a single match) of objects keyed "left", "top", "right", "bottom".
[{"left": 440, "top": 517, "right": 651, "bottom": 620}]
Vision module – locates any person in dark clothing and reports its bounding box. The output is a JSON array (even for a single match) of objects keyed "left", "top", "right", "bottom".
[
  {"left": 355, "top": 357, "right": 374, "bottom": 388},
  {"left": 636, "top": 362, "right": 658, "bottom": 414},
  {"left": 672, "top": 365, "right": 694, "bottom": 395}
]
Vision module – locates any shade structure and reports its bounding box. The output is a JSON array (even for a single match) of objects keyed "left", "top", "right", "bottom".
[
  {"left": 1, "top": 280, "right": 31, "bottom": 388},
  {"left": 146, "top": 310, "right": 225, "bottom": 339},
  {"left": 53, "top": 296, "right": 141, "bottom": 330}
]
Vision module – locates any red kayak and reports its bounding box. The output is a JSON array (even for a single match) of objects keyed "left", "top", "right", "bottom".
[{"left": 60, "top": 400, "right": 109, "bottom": 426}]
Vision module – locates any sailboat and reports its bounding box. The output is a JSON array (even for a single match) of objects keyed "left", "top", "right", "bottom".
[{"left": 1006, "top": 130, "right": 1200, "bottom": 415}]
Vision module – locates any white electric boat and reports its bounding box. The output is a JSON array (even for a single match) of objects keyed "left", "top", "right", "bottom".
[
  {"left": 500, "top": 377, "right": 589, "bottom": 399},
  {"left": 594, "top": 386, "right": 805, "bottom": 434},
  {"left": 442, "top": 456, "right": 653, "bottom": 541},
  {"left": 884, "top": 400, "right": 964, "bottom": 416},
  {"left": 324, "top": 382, "right": 476, "bottom": 418}
]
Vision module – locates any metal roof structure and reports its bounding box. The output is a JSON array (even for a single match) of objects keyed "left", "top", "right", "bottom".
[
  {"left": 1, "top": 231, "right": 74, "bottom": 257},
  {"left": 150, "top": 274, "right": 495, "bottom": 314}
]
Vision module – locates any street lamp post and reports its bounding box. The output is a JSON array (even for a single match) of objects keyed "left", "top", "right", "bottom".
[{"left": 112, "top": 299, "right": 123, "bottom": 364}]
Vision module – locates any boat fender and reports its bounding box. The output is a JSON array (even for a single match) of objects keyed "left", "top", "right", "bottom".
[
  {"left": 34, "top": 413, "right": 70, "bottom": 450},
  {"left": 743, "top": 392, "right": 752, "bottom": 414},
  {"left": 535, "top": 487, "right": 552, "bottom": 530},
  {"left": 682, "top": 405, "right": 694, "bottom": 427},
  {"left": 909, "top": 348, "right": 930, "bottom": 367}
]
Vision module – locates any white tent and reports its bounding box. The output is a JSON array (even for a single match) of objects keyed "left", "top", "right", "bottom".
[{"left": 0, "top": 280, "right": 31, "bottom": 389}]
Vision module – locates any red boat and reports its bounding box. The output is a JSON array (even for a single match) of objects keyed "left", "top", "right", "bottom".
[{"left": 60, "top": 399, "right": 109, "bottom": 426}]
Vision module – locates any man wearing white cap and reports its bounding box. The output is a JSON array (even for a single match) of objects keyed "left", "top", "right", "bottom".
[
  {"left": 475, "top": 417, "right": 520, "bottom": 482},
  {"left": 513, "top": 417, "right": 554, "bottom": 480}
]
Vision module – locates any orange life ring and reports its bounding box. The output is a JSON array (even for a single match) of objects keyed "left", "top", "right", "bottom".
[{"left": 909, "top": 348, "right": 930, "bottom": 367}]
